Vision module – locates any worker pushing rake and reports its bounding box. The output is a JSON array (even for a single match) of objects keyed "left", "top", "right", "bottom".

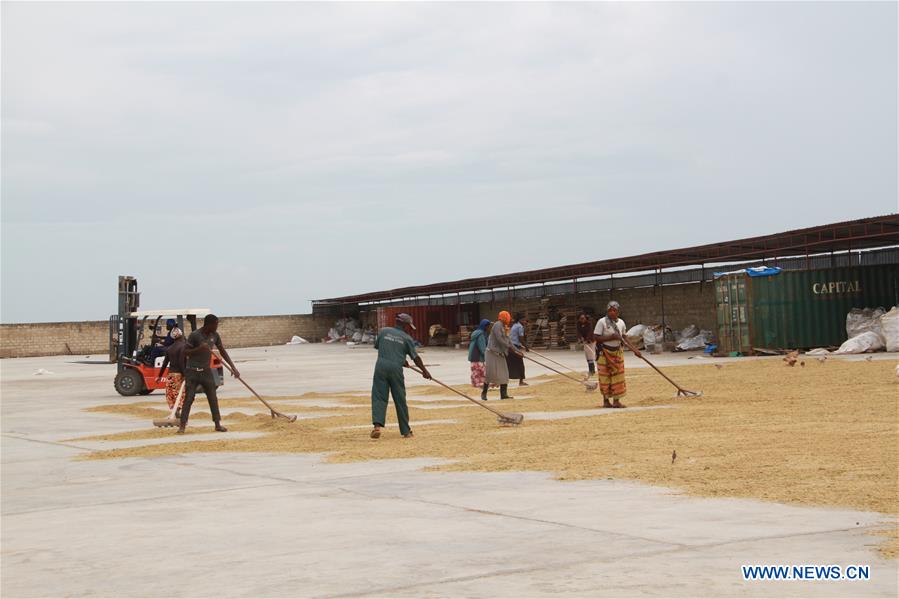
[
  {"left": 154, "top": 315, "right": 297, "bottom": 429},
  {"left": 369, "top": 313, "right": 523, "bottom": 439},
  {"left": 593, "top": 301, "right": 701, "bottom": 406},
  {"left": 522, "top": 301, "right": 700, "bottom": 407}
]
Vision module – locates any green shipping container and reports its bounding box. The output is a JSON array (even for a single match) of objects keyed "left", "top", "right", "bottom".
[{"left": 715, "top": 264, "right": 899, "bottom": 353}]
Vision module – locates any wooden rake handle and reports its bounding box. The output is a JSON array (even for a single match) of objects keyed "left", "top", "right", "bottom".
[
  {"left": 522, "top": 354, "right": 588, "bottom": 385},
  {"left": 614, "top": 332, "right": 699, "bottom": 396},
  {"left": 405, "top": 364, "right": 510, "bottom": 419},
  {"left": 527, "top": 349, "right": 578, "bottom": 372},
  {"left": 164, "top": 380, "right": 187, "bottom": 419},
  {"left": 215, "top": 355, "right": 297, "bottom": 421}
]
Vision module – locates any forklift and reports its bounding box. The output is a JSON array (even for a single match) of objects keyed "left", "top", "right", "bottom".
[{"left": 110, "top": 276, "right": 223, "bottom": 396}]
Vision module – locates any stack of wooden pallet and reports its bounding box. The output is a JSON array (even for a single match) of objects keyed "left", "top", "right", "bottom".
[
  {"left": 548, "top": 322, "right": 560, "bottom": 347},
  {"left": 557, "top": 309, "right": 580, "bottom": 346},
  {"left": 529, "top": 317, "right": 550, "bottom": 349}
]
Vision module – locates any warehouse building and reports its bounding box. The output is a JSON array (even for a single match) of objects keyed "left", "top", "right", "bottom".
[{"left": 313, "top": 215, "right": 899, "bottom": 352}]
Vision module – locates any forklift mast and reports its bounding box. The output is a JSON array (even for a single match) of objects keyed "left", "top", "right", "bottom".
[{"left": 109, "top": 276, "right": 140, "bottom": 365}]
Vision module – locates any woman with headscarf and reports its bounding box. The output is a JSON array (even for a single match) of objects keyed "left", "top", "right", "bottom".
[
  {"left": 157, "top": 327, "right": 187, "bottom": 414},
  {"left": 484, "top": 311, "right": 521, "bottom": 400},
  {"left": 468, "top": 319, "right": 490, "bottom": 392},
  {"left": 593, "top": 301, "right": 640, "bottom": 408},
  {"left": 506, "top": 312, "right": 529, "bottom": 386}
]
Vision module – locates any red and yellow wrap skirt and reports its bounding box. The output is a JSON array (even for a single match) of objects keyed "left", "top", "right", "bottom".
[{"left": 597, "top": 346, "right": 626, "bottom": 398}]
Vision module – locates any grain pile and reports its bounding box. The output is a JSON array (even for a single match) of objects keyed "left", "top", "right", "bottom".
[{"left": 79, "top": 359, "right": 897, "bottom": 546}]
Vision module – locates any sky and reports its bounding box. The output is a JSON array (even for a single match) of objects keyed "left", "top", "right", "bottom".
[{"left": 2, "top": 1, "right": 896, "bottom": 323}]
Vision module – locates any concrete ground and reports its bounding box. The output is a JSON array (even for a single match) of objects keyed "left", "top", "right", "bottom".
[{"left": 2, "top": 344, "right": 897, "bottom": 598}]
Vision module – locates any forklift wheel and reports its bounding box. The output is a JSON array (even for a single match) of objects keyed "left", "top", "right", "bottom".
[{"left": 114, "top": 370, "right": 143, "bottom": 396}]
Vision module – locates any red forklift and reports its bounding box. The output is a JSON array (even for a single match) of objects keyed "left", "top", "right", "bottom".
[{"left": 110, "top": 276, "right": 223, "bottom": 396}]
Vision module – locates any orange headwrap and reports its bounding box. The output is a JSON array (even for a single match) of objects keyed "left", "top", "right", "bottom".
[{"left": 498, "top": 311, "right": 512, "bottom": 326}]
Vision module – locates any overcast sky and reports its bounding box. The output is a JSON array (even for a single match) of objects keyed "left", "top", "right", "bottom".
[{"left": 2, "top": 1, "right": 896, "bottom": 323}]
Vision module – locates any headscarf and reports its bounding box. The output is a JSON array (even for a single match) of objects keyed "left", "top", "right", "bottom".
[
  {"left": 170, "top": 327, "right": 183, "bottom": 339},
  {"left": 498, "top": 311, "right": 512, "bottom": 326},
  {"left": 477, "top": 319, "right": 491, "bottom": 331}
]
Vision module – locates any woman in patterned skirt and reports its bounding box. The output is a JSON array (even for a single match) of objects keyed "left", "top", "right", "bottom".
[{"left": 468, "top": 319, "right": 491, "bottom": 390}]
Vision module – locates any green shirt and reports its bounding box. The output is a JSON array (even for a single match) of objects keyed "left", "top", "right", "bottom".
[{"left": 374, "top": 326, "right": 418, "bottom": 369}]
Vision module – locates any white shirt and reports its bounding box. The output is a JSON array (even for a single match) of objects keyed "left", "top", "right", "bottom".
[{"left": 594, "top": 316, "right": 626, "bottom": 347}]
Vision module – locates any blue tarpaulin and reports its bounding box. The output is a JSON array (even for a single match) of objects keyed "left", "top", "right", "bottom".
[{"left": 713, "top": 266, "right": 782, "bottom": 279}]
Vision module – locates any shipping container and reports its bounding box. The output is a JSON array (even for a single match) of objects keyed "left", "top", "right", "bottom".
[
  {"left": 376, "top": 305, "right": 460, "bottom": 346},
  {"left": 715, "top": 264, "right": 899, "bottom": 353}
]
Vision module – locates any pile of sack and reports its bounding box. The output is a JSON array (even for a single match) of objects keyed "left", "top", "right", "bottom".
[
  {"left": 624, "top": 323, "right": 713, "bottom": 352},
  {"left": 830, "top": 307, "right": 899, "bottom": 354},
  {"left": 627, "top": 324, "right": 672, "bottom": 350},
  {"left": 674, "top": 325, "right": 714, "bottom": 351},
  {"left": 326, "top": 318, "right": 375, "bottom": 344},
  {"left": 625, "top": 324, "right": 648, "bottom": 349}
]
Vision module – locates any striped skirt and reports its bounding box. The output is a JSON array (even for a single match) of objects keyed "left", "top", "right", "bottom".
[{"left": 597, "top": 347, "right": 626, "bottom": 398}]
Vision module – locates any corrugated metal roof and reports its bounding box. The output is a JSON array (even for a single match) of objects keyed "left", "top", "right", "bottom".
[
  {"left": 315, "top": 215, "right": 899, "bottom": 305},
  {"left": 342, "top": 247, "right": 897, "bottom": 308}
]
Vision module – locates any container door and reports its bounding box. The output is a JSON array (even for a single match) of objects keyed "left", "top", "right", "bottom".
[{"left": 715, "top": 275, "right": 750, "bottom": 354}]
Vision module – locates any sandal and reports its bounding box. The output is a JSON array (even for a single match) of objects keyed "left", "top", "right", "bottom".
[{"left": 370, "top": 426, "right": 382, "bottom": 439}]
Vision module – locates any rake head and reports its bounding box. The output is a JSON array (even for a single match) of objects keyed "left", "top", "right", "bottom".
[
  {"left": 584, "top": 381, "right": 598, "bottom": 392},
  {"left": 269, "top": 410, "right": 298, "bottom": 422},
  {"left": 153, "top": 418, "right": 179, "bottom": 428},
  {"left": 676, "top": 389, "right": 703, "bottom": 398},
  {"left": 497, "top": 413, "right": 524, "bottom": 426}
]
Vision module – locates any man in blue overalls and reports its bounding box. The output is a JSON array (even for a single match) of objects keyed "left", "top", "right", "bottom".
[{"left": 371, "top": 313, "right": 431, "bottom": 439}]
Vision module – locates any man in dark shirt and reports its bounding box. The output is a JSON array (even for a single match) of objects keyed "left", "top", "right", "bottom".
[
  {"left": 158, "top": 327, "right": 187, "bottom": 415},
  {"left": 179, "top": 314, "right": 239, "bottom": 434}
]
